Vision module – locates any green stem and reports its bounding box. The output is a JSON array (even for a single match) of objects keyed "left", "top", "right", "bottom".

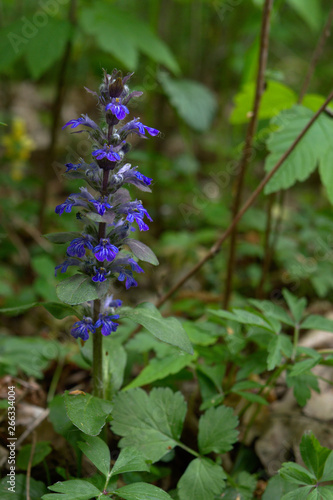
[
  {"left": 47, "top": 356, "right": 64, "bottom": 402},
  {"left": 92, "top": 301, "right": 104, "bottom": 399},
  {"left": 292, "top": 324, "right": 300, "bottom": 361},
  {"left": 175, "top": 440, "right": 200, "bottom": 458}
]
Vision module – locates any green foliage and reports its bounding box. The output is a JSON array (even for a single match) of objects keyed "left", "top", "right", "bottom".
[
  {"left": 42, "top": 479, "right": 101, "bottom": 500},
  {"left": 17, "top": 441, "right": 52, "bottom": 470},
  {"left": 177, "top": 458, "right": 226, "bottom": 500},
  {"left": 0, "top": 475, "right": 47, "bottom": 499},
  {"left": 63, "top": 391, "right": 113, "bottom": 436},
  {"left": 198, "top": 405, "right": 239, "bottom": 455},
  {"left": 56, "top": 274, "right": 99, "bottom": 305},
  {"left": 126, "top": 239, "right": 159, "bottom": 265},
  {"left": 121, "top": 302, "right": 193, "bottom": 354},
  {"left": 114, "top": 482, "right": 173, "bottom": 500}
]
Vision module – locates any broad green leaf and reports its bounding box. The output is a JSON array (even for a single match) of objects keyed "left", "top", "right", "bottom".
[
  {"left": 110, "top": 447, "right": 151, "bottom": 477},
  {"left": 316, "top": 487, "right": 333, "bottom": 500},
  {"left": 286, "top": 372, "right": 320, "bottom": 407},
  {"left": 56, "top": 274, "right": 99, "bottom": 305},
  {"left": 231, "top": 80, "right": 296, "bottom": 124},
  {"left": 42, "top": 302, "right": 78, "bottom": 320},
  {"left": 286, "top": 0, "right": 322, "bottom": 32},
  {"left": 282, "top": 289, "right": 307, "bottom": 324},
  {"left": 115, "top": 482, "right": 172, "bottom": 500},
  {"left": 177, "top": 457, "right": 226, "bottom": 500},
  {"left": 78, "top": 435, "right": 110, "bottom": 477},
  {"left": 126, "top": 239, "right": 159, "bottom": 265},
  {"left": 43, "top": 479, "right": 101, "bottom": 500},
  {"left": 249, "top": 299, "right": 294, "bottom": 326},
  {"left": 63, "top": 392, "right": 113, "bottom": 436},
  {"left": 111, "top": 387, "right": 187, "bottom": 462},
  {"left": 0, "top": 474, "right": 47, "bottom": 499},
  {"left": 263, "top": 475, "right": 296, "bottom": 499},
  {"left": 104, "top": 337, "right": 127, "bottom": 396},
  {"left": 267, "top": 334, "right": 293, "bottom": 370},
  {"left": 26, "top": 19, "right": 72, "bottom": 79},
  {"left": 17, "top": 442, "right": 52, "bottom": 470},
  {"left": 183, "top": 322, "right": 219, "bottom": 346},
  {"left": 0, "top": 302, "right": 40, "bottom": 316},
  {"left": 123, "top": 353, "right": 194, "bottom": 390},
  {"left": 281, "top": 486, "right": 314, "bottom": 500},
  {"left": 159, "top": 72, "right": 218, "bottom": 132},
  {"left": 198, "top": 406, "right": 239, "bottom": 455},
  {"left": 321, "top": 451, "right": 333, "bottom": 482},
  {"left": 0, "top": 20, "right": 30, "bottom": 72},
  {"left": 121, "top": 303, "right": 193, "bottom": 354},
  {"left": 79, "top": 4, "right": 179, "bottom": 74},
  {"left": 48, "top": 395, "right": 83, "bottom": 448},
  {"left": 264, "top": 107, "right": 333, "bottom": 196},
  {"left": 300, "top": 433, "right": 331, "bottom": 481},
  {"left": 301, "top": 314, "right": 333, "bottom": 333},
  {"left": 44, "top": 232, "right": 82, "bottom": 244},
  {"left": 279, "top": 462, "right": 316, "bottom": 485}
]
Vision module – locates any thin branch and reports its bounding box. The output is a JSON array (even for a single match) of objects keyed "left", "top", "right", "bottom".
[
  {"left": 26, "top": 431, "right": 37, "bottom": 500},
  {"left": 298, "top": 4, "right": 333, "bottom": 104},
  {"left": 223, "top": 0, "right": 274, "bottom": 308},
  {"left": 155, "top": 90, "right": 333, "bottom": 309}
]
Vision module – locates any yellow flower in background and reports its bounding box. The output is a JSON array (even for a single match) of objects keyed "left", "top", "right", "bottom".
[{"left": 1, "top": 118, "right": 35, "bottom": 180}]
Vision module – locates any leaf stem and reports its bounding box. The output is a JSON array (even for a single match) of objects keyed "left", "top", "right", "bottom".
[
  {"left": 176, "top": 440, "right": 200, "bottom": 458},
  {"left": 292, "top": 323, "right": 300, "bottom": 361}
]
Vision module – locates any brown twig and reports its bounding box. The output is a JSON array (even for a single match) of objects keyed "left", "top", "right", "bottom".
[
  {"left": 223, "top": 0, "right": 274, "bottom": 308},
  {"left": 38, "top": 0, "right": 77, "bottom": 232},
  {"left": 155, "top": 90, "right": 333, "bottom": 309},
  {"left": 298, "top": 4, "right": 333, "bottom": 103},
  {"left": 26, "top": 431, "right": 37, "bottom": 500}
]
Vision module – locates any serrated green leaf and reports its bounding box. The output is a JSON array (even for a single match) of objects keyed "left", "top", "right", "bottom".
[
  {"left": 289, "top": 357, "right": 321, "bottom": 377},
  {"left": 110, "top": 447, "right": 151, "bottom": 477},
  {"left": 78, "top": 435, "right": 110, "bottom": 477},
  {"left": 279, "top": 462, "right": 316, "bottom": 485},
  {"left": 281, "top": 486, "right": 313, "bottom": 500},
  {"left": 300, "top": 433, "right": 331, "bottom": 481},
  {"left": 63, "top": 392, "right": 113, "bottom": 436},
  {"left": 267, "top": 334, "right": 293, "bottom": 370},
  {"left": 43, "top": 479, "right": 101, "bottom": 500},
  {"left": 121, "top": 303, "right": 193, "bottom": 354},
  {"left": 26, "top": 19, "right": 72, "bottom": 79},
  {"left": 177, "top": 457, "right": 226, "bottom": 500},
  {"left": 115, "top": 482, "right": 173, "bottom": 500},
  {"left": 249, "top": 299, "right": 295, "bottom": 326},
  {"left": 231, "top": 80, "right": 297, "bottom": 124},
  {"left": 111, "top": 387, "right": 187, "bottom": 462},
  {"left": 124, "top": 353, "right": 194, "bottom": 390},
  {"left": 301, "top": 315, "right": 333, "bottom": 333},
  {"left": 262, "top": 475, "right": 296, "bottom": 500},
  {"left": 286, "top": 372, "right": 320, "bottom": 407},
  {"left": 17, "top": 442, "right": 52, "bottom": 470},
  {"left": 56, "top": 274, "right": 99, "bottom": 305},
  {"left": 159, "top": 72, "right": 218, "bottom": 132},
  {"left": 264, "top": 107, "right": 333, "bottom": 196},
  {"left": 198, "top": 405, "right": 239, "bottom": 455},
  {"left": 282, "top": 289, "right": 307, "bottom": 324}
]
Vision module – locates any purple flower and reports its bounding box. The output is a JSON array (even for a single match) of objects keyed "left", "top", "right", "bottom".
[
  {"left": 91, "top": 199, "right": 112, "bottom": 216},
  {"left": 120, "top": 119, "right": 159, "bottom": 138},
  {"left": 103, "top": 295, "right": 122, "bottom": 310},
  {"left": 92, "top": 144, "right": 121, "bottom": 162},
  {"left": 129, "top": 258, "right": 144, "bottom": 273},
  {"left": 63, "top": 115, "right": 99, "bottom": 130},
  {"left": 118, "top": 271, "right": 138, "bottom": 289},
  {"left": 67, "top": 235, "right": 94, "bottom": 258},
  {"left": 92, "top": 266, "right": 109, "bottom": 282},
  {"left": 55, "top": 258, "right": 80, "bottom": 276},
  {"left": 55, "top": 198, "right": 76, "bottom": 215},
  {"left": 65, "top": 162, "right": 82, "bottom": 172},
  {"left": 71, "top": 316, "right": 95, "bottom": 341},
  {"left": 135, "top": 172, "right": 152, "bottom": 186},
  {"left": 105, "top": 98, "right": 129, "bottom": 120},
  {"left": 93, "top": 239, "right": 119, "bottom": 262},
  {"left": 121, "top": 202, "right": 153, "bottom": 231},
  {"left": 95, "top": 314, "right": 120, "bottom": 336}
]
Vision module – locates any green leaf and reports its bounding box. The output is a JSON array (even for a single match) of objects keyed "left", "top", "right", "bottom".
[
  {"left": 262, "top": 475, "right": 296, "bottom": 500},
  {"left": 286, "top": 0, "right": 322, "bottom": 32},
  {"left": 56, "top": 274, "right": 99, "bottom": 306},
  {"left": 300, "top": 433, "right": 332, "bottom": 481},
  {"left": 289, "top": 357, "right": 321, "bottom": 377},
  {"left": 267, "top": 334, "right": 293, "bottom": 370},
  {"left": 222, "top": 471, "right": 257, "bottom": 500},
  {"left": 44, "top": 232, "right": 82, "bottom": 244},
  {"left": 124, "top": 353, "right": 194, "bottom": 390},
  {"left": 63, "top": 392, "right": 113, "bottom": 436},
  {"left": 232, "top": 390, "right": 269, "bottom": 405},
  {"left": 249, "top": 299, "right": 295, "bottom": 326},
  {"left": 17, "top": 441, "right": 52, "bottom": 470},
  {"left": 42, "top": 302, "right": 78, "bottom": 320},
  {"left": 281, "top": 486, "right": 314, "bottom": 500},
  {"left": 198, "top": 405, "right": 239, "bottom": 455},
  {"left": 183, "top": 322, "right": 219, "bottom": 346},
  {"left": 43, "top": 479, "right": 101, "bottom": 500},
  {"left": 111, "top": 387, "right": 187, "bottom": 462},
  {"left": 279, "top": 462, "right": 316, "bottom": 485},
  {"left": 230, "top": 80, "right": 297, "bottom": 124},
  {"left": 104, "top": 337, "right": 127, "bottom": 396},
  {"left": 125, "top": 239, "right": 159, "bottom": 265},
  {"left": 115, "top": 482, "right": 173, "bottom": 500},
  {"left": 0, "top": 302, "right": 40, "bottom": 316},
  {"left": 264, "top": 107, "right": 333, "bottom": 196},
  {"left": 159, "top": 72, "right": 218, "bottom": 132},
  {"left": 301, "top": 314, "right": 333, "bottom": 333},
  {"left": 121, "top": 303, "right": 193, "bottom": 354},
  {"left": 48, "top": 395, "right": 83, "bottom": 448},
  {"left": 177, "top": 457, "right": 226, "bottom": 500},
  {"left": 321, "top": 451, "right": 333, "bottom": 482},
  {"left": 0, "top": 474, "right": 47, "bottom": 499},
  {"left": 78, "top": 435, "right": 110, "bottom": 477},
  {"left": 26, "top": 19, "right": 72, "bottom": 79},
  {"left": 282, "top": 289, "right": 307, "bottom": 324},
  {"left": 79, "top": 4, "right": 179, "bottom": 74},
  {"left": 286, "top": 372, "right": 320, "bottom": 407},
  {"left": 110, "top": 447, "right": 151, "bottom": 477}
]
